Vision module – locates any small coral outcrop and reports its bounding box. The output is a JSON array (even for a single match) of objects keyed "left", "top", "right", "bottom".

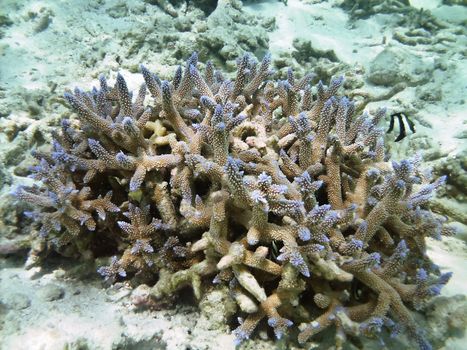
[{"left": 16, "top": 52, "right": 453, "bottom": 349}]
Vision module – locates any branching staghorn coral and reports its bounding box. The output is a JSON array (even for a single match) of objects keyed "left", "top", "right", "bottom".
[{"left": 16, "top": 52, "right": 454, "bottom": 349}]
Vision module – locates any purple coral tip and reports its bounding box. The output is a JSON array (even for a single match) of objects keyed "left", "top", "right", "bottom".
[
  {"left": 298, "top": 227, "right": 311, "bottom": 241},
  {"left": 351, "top": 239, "right": 364, "bottom": 249},
  {"left": 395, "top": 180, "right": 406, "bottom": 190},
  {"left": 262, "top": 52, "right": 271, "bottom": 63},
  {"left": 417, "top": 268, "right": 428, "bottom": 282},
  {"left": 232, "top": 327, "right": 249, "bottom": 346},
  {"left": 214, "top": 104, "right": 223, "bottom": 115},
  {"left": 161, "top": 80, "right": 171, "bottom": 93},
  {"left": 258, "top": 172, "right": 272, "bottom": 184},
  {"left": 189, "top": 63, "right": 196, "bottom": 73},
  {"left": 370, "top": 252, "right": 381, "bottom": 265}
]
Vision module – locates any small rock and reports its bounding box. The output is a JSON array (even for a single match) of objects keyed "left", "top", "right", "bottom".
[
  {"left": 194, "top": 21, "right": 207, "bottom": 33},
  {"left": 53, "top": 268, "right": 66, "bottom": 279},
  {"left": 131, "top": 284, "right": 151, "bottom": 304},
  {"left": 174, "top": 17, "right": 192, "bottom": 32},
  {"left": 5, "top": 293, "right": 31, "bottom": 310},
  {"left": 67, "top": 337, "right": 90, "bottom": 350},
  {"left": 38, "top": 284, "right": 65, "bottom": 301},
  {"left": 0, "top": 13, "right": 13, "bottom": 27},
  {"left": 367, "top": 47, "right": 433, "bottom": 86},
  {"left": 198, "top": 287, "right": 237, "bottom": 329},
  {"left": 34, "top": 10, "right": 53, "bottom": 33},
  {"left": 106, "top": 2, "right": 129, "bottom": 18},
  {"left": 105, "top": 283, "right": 131, "bottom": 302},
  {"left": 292, "top": 38, "right": 339, "bottom": 63}
]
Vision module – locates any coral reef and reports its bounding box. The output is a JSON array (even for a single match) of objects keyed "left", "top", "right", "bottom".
[
  {"left": 340, "top": 0, "right": 447, "bottom": 37},
  {"left": 434, "top": 149, "right": 467, "bottom": 203},
  {"left": 442, "top": 0, "right": 467, "bottom": 6},
  {"left": 196, "top": 0, "right": 271, "bottom": 65},
  {"left": 16, "top": 52, "right": 454, "bottom": 350},
  {"left": 141, "top": 0, "right": 271, "bottom": 68},
  {"left": 340, "top": 0, "right": 411, "bottom": 19}
]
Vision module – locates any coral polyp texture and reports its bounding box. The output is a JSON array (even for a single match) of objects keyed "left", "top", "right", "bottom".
[{"left": 16, "top": 52, "right": 453, "bottom": 349}]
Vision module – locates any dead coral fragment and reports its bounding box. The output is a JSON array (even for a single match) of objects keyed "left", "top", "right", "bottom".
[{"left": 17, "top": 52, "right": 453, "bottom": 350}]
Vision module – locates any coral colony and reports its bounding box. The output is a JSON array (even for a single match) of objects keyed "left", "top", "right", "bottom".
[{"left": 16, "top": 52, "right": 453, "bottom": 349}]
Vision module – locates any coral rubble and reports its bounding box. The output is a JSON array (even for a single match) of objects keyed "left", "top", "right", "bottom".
[{"left": 16, "top": 52, "right": 454, "bottom": 349}]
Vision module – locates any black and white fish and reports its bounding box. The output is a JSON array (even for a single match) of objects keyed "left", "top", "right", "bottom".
[{"left": 387, "top": 112, "right": 416, "bottom": 142}]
